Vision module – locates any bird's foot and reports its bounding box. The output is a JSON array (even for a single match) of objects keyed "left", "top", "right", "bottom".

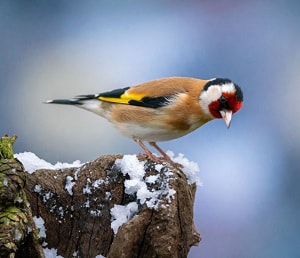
[{"left": 133, "top": 138, "right": 180, "bottom": 167}]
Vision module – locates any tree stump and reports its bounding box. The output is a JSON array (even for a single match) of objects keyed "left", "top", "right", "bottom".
[{"left": 0, "top": 135, "right": 201, "bottom": 258}]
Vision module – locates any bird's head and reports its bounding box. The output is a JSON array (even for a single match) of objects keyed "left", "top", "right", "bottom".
[{"left": 199, "top": 78, "right": 243, "bottom": 128}]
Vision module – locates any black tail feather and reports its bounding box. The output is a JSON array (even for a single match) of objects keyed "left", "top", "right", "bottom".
[{"left": 45, "top": 99, "right": 83, "bottom": 105}]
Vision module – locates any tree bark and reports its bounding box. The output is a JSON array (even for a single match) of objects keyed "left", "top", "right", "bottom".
[
  {"left": 0, "top": 136, "right": 201, "bottom": 258},
  {"left": 0, "top": 135, "right": 45, "bottom": 258}
]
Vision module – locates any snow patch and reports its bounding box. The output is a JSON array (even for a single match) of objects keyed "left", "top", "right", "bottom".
[
  {"left": 34, "top": 184, "right": 42, "bottom": 193},
  {"left": 43, "top": 247, "right": 64, "bottom": 258},
  {"left": 145, "top": 175, "right": 159, "bottom": 184},
  {"left": 14, "top": 229, "right": 23, "bottom": 241},
  {"left": 115, "top": 154, "right": 176, "bottom": 210},
  {"left": 33, "top": 216, "right": 46, "bottom": 238},
  {"left": 65, "top": 176, "right": 75, "bottom": 196},
  {"left": 3, "top": 177, "right": 8, "bottom": 186},
  {"left": 115, "top": 154, "right": 145, "bottom": 179},
  {"left": 110, "top": 202, "right": 138, "bottom": 234},
  {"left": 92, "top": 179, "right": 105, "bottom": 189},
  {"left": 167, "top": 151, "right": 202, "bottom": 185},
  {"left": 83, "top": 178, "right": 92, "bottom": 194},
  {"left": 14, "top": 152, "right": 82, "bottom": 174},
  {"left": 111, "top": 154, "right": 179, "bottom": 233}
]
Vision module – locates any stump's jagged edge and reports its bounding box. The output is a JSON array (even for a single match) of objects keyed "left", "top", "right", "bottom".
[{"left": 23, "top": 155, "right": 200, "bottom": 258}]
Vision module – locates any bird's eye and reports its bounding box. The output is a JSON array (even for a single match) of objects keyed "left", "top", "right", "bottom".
[
  {"left": 220, "top": 95, "right": 227, "bottom": 103},
  {"left": 219, "top": 95, "right": 230, "bottom": 110}
]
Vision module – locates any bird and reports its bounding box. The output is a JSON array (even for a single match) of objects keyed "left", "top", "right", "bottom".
[{"left": 46, "top": 77, "right": 243, "bottom": 162}]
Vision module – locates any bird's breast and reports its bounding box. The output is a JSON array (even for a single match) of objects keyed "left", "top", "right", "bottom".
[
  {"left": 113, "top": 121, "right": 191, "bottom": 142},
  {"left": 108, "top": 97, "right": 209, "bottom": 142}
]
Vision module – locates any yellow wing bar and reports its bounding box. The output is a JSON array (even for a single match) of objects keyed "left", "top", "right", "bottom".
[
  {"left": 97, "top": 87, "right": 170, "bottom": 108},
  {"left": 98, "top": 96, "right": 130, "bottom": 104},
  {"left": 98, "top": 89, "right": 146, "bottom": 105}
]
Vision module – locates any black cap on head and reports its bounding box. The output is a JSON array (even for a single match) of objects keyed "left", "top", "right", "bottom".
[{"left": 203, "top": 78, "right": 243, "bottom": 102}]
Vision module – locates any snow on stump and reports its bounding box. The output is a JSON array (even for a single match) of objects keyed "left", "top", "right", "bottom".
[{"left": 8, "top": 149, "right": 201, "bottom": 257}]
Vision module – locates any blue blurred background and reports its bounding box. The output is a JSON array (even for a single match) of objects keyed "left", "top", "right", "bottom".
[{"left": 1, "top": 1, "right": 299, "bottom": 257}]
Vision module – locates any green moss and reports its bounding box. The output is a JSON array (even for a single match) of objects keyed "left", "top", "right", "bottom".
[{"left": 0, "top": 135, "right": 17, "bottom": 160}]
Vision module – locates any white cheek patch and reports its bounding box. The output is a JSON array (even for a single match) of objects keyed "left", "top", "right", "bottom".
[
  {"left": 221, "top": 83, "right": 236, "bottom": 94},
  {"left": 199, "top": 85, "right": 222, "bottom": 115},
  {"left": 199, "top": 82, "right": 236, "bottom": 115}
]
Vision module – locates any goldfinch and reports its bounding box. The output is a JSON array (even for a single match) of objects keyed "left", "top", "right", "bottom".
[{"left": 46, "top": 77, "right": 243, "bottom": 162}]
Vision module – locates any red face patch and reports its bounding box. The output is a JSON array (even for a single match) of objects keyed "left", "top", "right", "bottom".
[
  {"left": 208, "top": 92, "right": 243, "bottom": 118},
  {"left": 224, "top": 92, "right": 243, "bottom": 113},
  {"left": 208, "top": 100, "right": 222, "bottom": 118}
]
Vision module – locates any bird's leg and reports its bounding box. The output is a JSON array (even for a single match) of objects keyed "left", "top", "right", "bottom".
[
  {"left": 133, "top": 137, "right": 160, "bottom": 162},
  {"left": 149, "top": 142, "right": 173, "bottom": 164},
  {"left": 149, "top": 142, "right": 182, "bottom": 168}
]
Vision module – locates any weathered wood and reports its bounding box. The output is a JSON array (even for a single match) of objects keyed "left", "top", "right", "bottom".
[
  {"left": 107, "top": 167, "right": 200, "bottom": 258},
  {"left": 0, "top": 135, "right": 201, "bottom": 257},
  {"left": 25, "top": 155, "right": 200, "bottom": 258},
  {"left": 0, "top": 135, "right": 45, "bottom": 258}
]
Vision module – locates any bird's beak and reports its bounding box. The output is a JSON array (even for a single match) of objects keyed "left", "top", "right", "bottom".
[{"left": 219, "top": 110, "right": 232, "bottom": 128}]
